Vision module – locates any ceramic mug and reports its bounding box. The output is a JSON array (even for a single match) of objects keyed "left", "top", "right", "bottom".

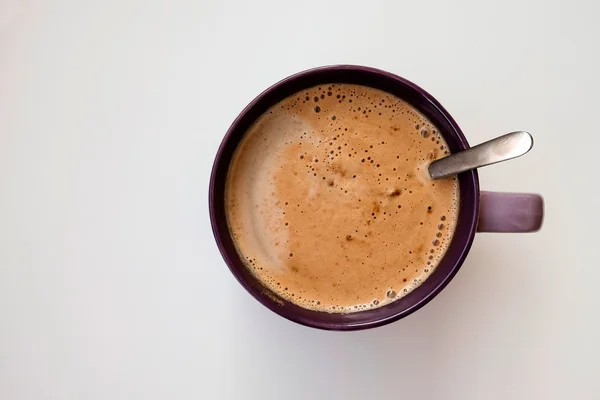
[{"left": 209, "top": 66, "right": 544, "bottom": 331}]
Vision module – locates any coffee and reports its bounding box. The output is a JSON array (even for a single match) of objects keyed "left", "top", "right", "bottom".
[{"left": 225, "top": 84, "right": 459, "bottom": 313}]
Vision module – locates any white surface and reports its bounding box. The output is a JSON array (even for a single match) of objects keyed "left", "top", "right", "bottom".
[{"left": 1, "top": 0, "right": 598, "bottom": 399}]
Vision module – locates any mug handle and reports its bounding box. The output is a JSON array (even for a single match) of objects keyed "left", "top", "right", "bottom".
[{"left": 477, "top": 191, "right": 544, "bottom": 233}]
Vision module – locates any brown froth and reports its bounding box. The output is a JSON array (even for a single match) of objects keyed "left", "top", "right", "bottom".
[{"left": 225, "top": 84, "right": 459, "bottom": 313}]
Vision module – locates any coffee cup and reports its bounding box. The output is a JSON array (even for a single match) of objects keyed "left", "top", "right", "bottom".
[{"left": 209, "top": 65, "right": 543, "bottom": 330}]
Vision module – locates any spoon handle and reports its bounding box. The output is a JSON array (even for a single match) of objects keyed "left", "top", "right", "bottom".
[{"left": 428, "top": 131, "right": 534, "bottom": 180}]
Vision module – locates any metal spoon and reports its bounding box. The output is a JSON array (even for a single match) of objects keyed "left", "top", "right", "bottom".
[{"left": 428, "top": 131, "right": 533, "bottom": 180}]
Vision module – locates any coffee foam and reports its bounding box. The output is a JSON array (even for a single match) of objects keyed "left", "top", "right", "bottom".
[{"left": 225, "top": 84, "right": 459, "bottom": 313}]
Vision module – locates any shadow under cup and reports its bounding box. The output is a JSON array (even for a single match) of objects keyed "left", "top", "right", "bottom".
[{"left": 209, "top": 66, "right": 480, "bottom": 331}]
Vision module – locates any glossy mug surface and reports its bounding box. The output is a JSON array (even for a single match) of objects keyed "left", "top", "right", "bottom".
[{"left": 209, "top": 65, "right": 543, "bottom": 331}]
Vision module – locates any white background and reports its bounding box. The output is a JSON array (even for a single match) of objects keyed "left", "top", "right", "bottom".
[{"left": 1, "top": 0, "right": 598, "bottom": 399}]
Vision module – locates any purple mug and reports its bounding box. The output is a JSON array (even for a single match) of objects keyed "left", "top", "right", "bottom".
[{"left": 209, "top": 65, "right": 544, "bottom": 331}]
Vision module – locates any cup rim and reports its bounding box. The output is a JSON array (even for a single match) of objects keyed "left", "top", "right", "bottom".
[{"left": 209, "top": 65, "right": 480, "bottom": 330}]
